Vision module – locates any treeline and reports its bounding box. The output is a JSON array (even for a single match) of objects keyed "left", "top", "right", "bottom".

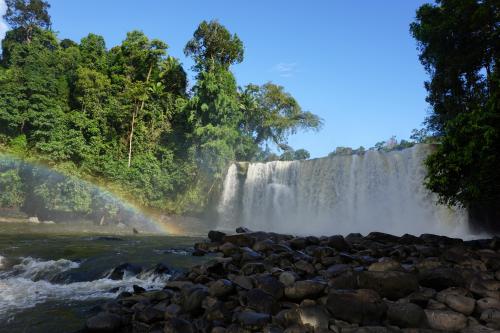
[{"left": 0, "top": 1, "right": 321, "bottom": 217}]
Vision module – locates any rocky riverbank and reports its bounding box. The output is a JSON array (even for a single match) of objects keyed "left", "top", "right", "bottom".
[{"left": 83, "top": 229, "right": 500, "bottom": 332}]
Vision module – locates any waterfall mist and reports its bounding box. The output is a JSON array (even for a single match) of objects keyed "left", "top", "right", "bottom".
[{"left": 217, "top": 145, "right": 470, "bottom": 237}]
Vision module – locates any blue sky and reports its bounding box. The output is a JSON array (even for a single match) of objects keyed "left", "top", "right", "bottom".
[{"left": 1, "top": 0, "right": 431, "bottom": 158}]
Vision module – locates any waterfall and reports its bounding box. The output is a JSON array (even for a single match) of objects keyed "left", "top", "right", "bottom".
[{"left": 217, "top": 144, "right": 470, "bottom": 237}]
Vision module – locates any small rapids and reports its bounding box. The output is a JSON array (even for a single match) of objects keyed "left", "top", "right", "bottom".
[{"left": 0, "top": 255, "right": 170, "bottom": 317}]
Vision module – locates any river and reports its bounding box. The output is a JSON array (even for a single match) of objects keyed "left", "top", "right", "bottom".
[{"left": 0, "top": 222, "right": 206, "bottom": 333}]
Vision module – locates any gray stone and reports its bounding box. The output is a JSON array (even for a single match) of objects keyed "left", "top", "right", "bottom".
[
  {"left": 424, "top": 309, "right": 467, "bottom": 331},
  {"left": 85, "top": 312, "right": 121, "bottom": 332},
  {"left": 326, "top": 289, "right": 387, "bottom": 325},
  {"left": 284, "top": 280, "right": 326, "bottom": 300},
  {"left": 386, "top": 302, "right": 426, "bottom": 328}
]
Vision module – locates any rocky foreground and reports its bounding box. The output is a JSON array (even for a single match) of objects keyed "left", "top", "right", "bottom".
[{"left": 83, "top": 229, "right": 500, "bottom": 333}]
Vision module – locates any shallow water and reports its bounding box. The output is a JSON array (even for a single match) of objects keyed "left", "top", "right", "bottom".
[{"left": 0, "top": 222, "right": 206, "bottom": 333}]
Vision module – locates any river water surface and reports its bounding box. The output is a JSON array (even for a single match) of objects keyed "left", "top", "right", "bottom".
[{"left": 0, "top": 222, "right": 206, "bottom": 332}]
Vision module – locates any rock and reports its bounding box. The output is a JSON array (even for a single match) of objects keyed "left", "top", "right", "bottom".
[
  {"left": 296, "top": 304, "right": 330, "bottom": 330},
  {"left": 109, "top": 263, "right": 142, "bottom": 280},
  {"left": 357, "top": 271, "right": 419, "bottom": 300},
  {"left": 477, "top": 297, "right": 500, "bottom": 312},
  {"left": 279, "top": 271, "right": 297, "bottom": 287},
  {"left": 85, "top": 312, "right": 121, "bottom": 332},
  {"left": 256, "top": 275, "right": 285, "bottom": 299},
  {"left": 406, "top": 287, "right": 436, "bottom": 308},
  {"left": 164, "top": 318, "right": 194, "bottom": 333},
  {"left": 386, "top": 302, "right": 426, "bottom": 328},
  {"left": 209, "top": 279, "right": 234, "bottom": 298},
  {"left": 236, "top": 227, "right": 252, "bottom": 233},
  {"left": 208, "top": 230, "right": 227, "bottom": 242},
  {"left": 424, "top": 309, "right": 467, "bottom": 331},
  {"left": 229, "top": 274, "right": 254, "bottom": 290},
  {"left": 480, "top": 309, "right": 500, "bottom": 327},
  {"left": 28, "top": 216, "right": 40, "bottom": 223},
  {"left": 294, "top": 260, "right": 316, "bottom": 275},
  {"left": 236, "top": 311, "right": 271, "bottom": 328},
  {"left": 326, "top": 235, "right": 351, "bottom": 251},
  {"left": 132, "top": 284, "right": 145, "bottom": 293},
  {"left": 436, "top": 288, "right": 475, "bottom": 315},
  {"left": 164, "top": 303, "right": 182, "bottom": 318},
  {"left": 182, "top": 284, "right": 209, "bottom": 314},
  {"left": 365, "top": 232, "right": 400, "bottom": 243},
  {"left": 326, "top": 289, "right": 387, "bottom": 325},
  {"left": 418, "top": 267, "right": 465, "bottom": 290},
  {"left": 324, "top": 264, "right": 351, "bottom": 278},
  {"left": 240, "top": 247, "right": 262, "bottom": 262},
  {"left": 223, "top": 233, "right": 256, "bottom": 247},
  {"left": 245, "top": 288, "right": 279, "bottom": 314},
  {"left": 290, "top": 237, "right": 308, "bottom": 250},
  {"left": 284, "top": 280, "right": 326, "bottom": 300},
  {"left": 368, "top": 258, "right": 402, "bottom": 272},
  {"left": 134, "top": 307, "right": 164, "bottom": 323}
]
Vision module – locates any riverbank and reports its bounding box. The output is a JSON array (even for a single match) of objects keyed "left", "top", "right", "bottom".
[{"left": 82, "top": 229, "right": 500, "bottom": 332}]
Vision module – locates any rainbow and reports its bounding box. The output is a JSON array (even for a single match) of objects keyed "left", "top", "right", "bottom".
[{"left": 0, "top": 151, "right": 187, "bottom": 235}]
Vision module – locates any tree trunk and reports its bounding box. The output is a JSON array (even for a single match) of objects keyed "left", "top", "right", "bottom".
[{"left": 127, "top": 64, "right": 154, "bottom": 168}]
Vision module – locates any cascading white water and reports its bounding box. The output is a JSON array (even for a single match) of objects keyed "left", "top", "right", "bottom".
[
  {"left": 217, "top": 164, "right": 240, "bottom": 229},
  {"left": 217, "top": 144, "right": 470, "bottom": 237}
]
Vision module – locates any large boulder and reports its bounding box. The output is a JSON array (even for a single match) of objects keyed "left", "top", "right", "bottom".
[
  {"left": 208, "top": 230, "right": 227, "bottom": 242},
  {"left": 357, "top": 271, "right": 419, "bottom": 300},
  {"left": 326, "top": 289, "right": 387, "bottom": 325},
  {"left": 108, "top": 263, "right": 142, "bottom": 280},
  {"left": 418, "top": 267, "right": 466, "bottom": 291},
  {"left": 284, "top": 280, "right": 326, "bottom": 300}
]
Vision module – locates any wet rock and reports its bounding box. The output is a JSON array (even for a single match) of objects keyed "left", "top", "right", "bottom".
[
  {"left": 406, "top": 287, "right": 436, "bottom": 308},
  {"left": 109, "top": 263, "right": 142, "bottom": 280},
  {"left": 386, "top": 302, "right": 426, "bottom": 328},
  {"left": 284, "top": 280, "right": 326, "bottom": 300},
  {"left": 86, "top": 312, "right": 122, "bottom": 332},
  {"left": 424, "top": 309, "right": 467, "bottom": 331},
  {"left": 229, "top": 274, "right": 254, "bottom": 290},
  {"left": 324, "top": 264, "right": 351, "bottom": 278},
  {"left": 236, "top": 227, "right": 252, "bottom": 233},
  {"left": 209, "top": 230, "right": 227, "bottom": 242},
  {"left": 133, "top": 285, "right": 145, "bottom": 294},
  {"left": 357, "top": 271, "right": 419, "bottom": 300},
  {"left": 326, "top": 289, "right": 387, "bottom": 325}
]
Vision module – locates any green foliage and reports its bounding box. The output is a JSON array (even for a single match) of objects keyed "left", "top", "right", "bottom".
[
  {"left": 184, "top": 20, "right": 244, "bottom": 72},
  {"left": 411, "top": 0, "right": 499, "bottom": 215},
  {"left": 0, "top": 6, "right": 321, "bottom": 218}
]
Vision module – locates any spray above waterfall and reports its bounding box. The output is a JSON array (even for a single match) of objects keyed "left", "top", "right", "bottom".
[{"left": 218, "top": 144, "right": 469, "bottom": 237}]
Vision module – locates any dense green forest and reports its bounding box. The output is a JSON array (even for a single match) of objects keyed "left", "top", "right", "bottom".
[{"left": 0, "top": 0, "right": 321, "bottom": 218}]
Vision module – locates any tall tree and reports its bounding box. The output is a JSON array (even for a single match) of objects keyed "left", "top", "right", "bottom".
[
  {"left": 3, "top": 0, "right": 51, "bottom": 43},
  {"left": 411, "top": 0, "right": 499, "bottom": 228}
]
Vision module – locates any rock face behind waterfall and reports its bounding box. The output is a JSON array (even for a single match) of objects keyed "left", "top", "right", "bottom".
[
  {"left": 218, "top": 144, "right": 469, "bottom": 237},
  {"left": 84, "top": 229, "right": 500, "bottom": 332}
]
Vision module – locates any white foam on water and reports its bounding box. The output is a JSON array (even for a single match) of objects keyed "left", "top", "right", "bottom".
[
  {"left": 218, "top": 145, "right": 472, "bottom": 238},
  {"left": 0, "top": 257, "right": 170, "bottom": 317}
]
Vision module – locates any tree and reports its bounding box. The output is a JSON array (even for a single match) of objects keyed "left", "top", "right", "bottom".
[
  {"left": 294, "top": 149, "right": 310, "bottom": 160},
  {"left": 239, "top": 83, "right": 322, "bottom": 148},
  {"left": 411, "top": 0, "right": 499, "bottom": 228},
  {"left": 3, "top": 0, "right": 51, "bottom": 43},
  {"left": 184, "top": 20, "right": 244, "bottom": 72}
]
